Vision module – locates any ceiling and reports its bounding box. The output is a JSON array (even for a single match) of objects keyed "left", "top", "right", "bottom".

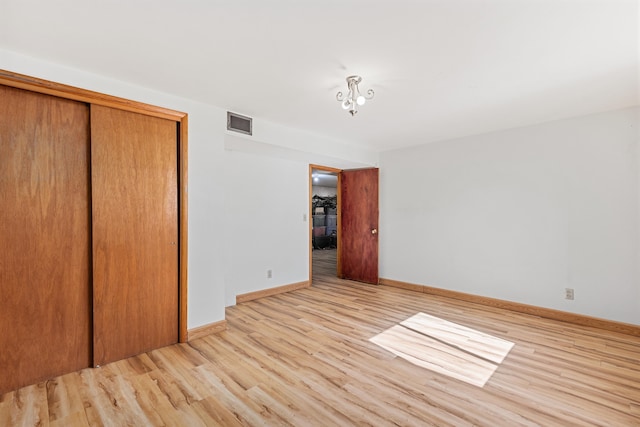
[
  {"left": 2, "top": 1, "right": 638, "bottom": 152},
  {"left": 312, "top": 170, "right": 338, "bottom": 188}
]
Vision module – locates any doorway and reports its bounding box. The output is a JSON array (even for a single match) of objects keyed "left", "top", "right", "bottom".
[
  {"left": 310, "top": 165, "right": 340, "bottom": 282},
  {"left": 309, "top": 165, "right": 380, "bottom": 285}
]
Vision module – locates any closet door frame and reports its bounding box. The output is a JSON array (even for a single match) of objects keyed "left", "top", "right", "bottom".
[{"left": 0, "top": 69, "right": 190, "bottom": 343}]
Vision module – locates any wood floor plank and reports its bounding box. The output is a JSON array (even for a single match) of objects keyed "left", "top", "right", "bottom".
[
  {"left": 124, "top": 372, "right": 180, "bottom": 426},
  {"left": 49, "top": 411, "right": 89, "bottom": 427},
  {"left": 191, "top": 363, "right": 276, "bottom": 426},
  {"left": 46, "top": 374, "right": 88, "bottom": 424},
  {"left": 2, "top": 384, "right": 49, "bottom": 427},
  {"left": 400, "top": 312, "right": 514, "bottom": 363},
  {"left": 189, "top": 396, "right": 244, "bottom": 426},
  {"left": 1, "top": 248, "right": 639, "bottom": 425},
  {"left": 371, "top": 324, "right": 500, "bottom": 387}
]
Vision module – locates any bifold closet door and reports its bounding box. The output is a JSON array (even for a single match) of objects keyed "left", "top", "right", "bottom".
[
  {"left": 0, "top": 86, "right": 91, "bottom": 394},
  {"left": 91, "top": 105, "right": 179, "bottom": 366}
]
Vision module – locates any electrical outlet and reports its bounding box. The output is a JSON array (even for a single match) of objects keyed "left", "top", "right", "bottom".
[
  {"left": 267, "top": 269, "right": 272, "bottom": 279},
  {"left": 303, "top": 213, "right": 307, "bottom": 222},
  {"left": 565, "top": 288, "right": 574, "bottom": 300}
]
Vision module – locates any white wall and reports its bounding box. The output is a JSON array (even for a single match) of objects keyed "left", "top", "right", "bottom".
[
  {"left": 223, "top": 134, "right": 375, "bottom": 306},
  {"left": 223, "top": 151, "right": 310, "bottom": 306},
  {"left": 1, "top": 48, "right": 379, "bottom": 328},
  {"left": 380, "top": 107, "right": 640, "bottom": 325},
  {"left": 222, "top": 126, "right": 377, "bottom": 307}
]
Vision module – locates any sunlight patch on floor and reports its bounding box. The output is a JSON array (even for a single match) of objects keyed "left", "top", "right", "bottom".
[{"left": 370, "top": 312, "right": 514, "bottom": 387}]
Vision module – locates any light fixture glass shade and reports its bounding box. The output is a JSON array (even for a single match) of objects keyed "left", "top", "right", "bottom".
[{"left": 336, "top": 75, "right": 374, "bottom": 116}]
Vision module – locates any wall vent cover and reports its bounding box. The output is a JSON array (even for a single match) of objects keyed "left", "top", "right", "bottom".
[{"left": 227, "top": 112, "right": 252, "bottom": 135}]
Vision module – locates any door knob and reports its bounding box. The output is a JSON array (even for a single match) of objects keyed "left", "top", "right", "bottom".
[{"left": 371, "top": 228, "right": 378, "bottom": 235}]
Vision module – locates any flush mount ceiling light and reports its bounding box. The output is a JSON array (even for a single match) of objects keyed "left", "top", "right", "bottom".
[{"left": 336, "top": 75, "right": 374, "bottom": 116}]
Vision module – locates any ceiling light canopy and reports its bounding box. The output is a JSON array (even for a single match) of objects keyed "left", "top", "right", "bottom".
[{"left": 336, "top": 75, "right": 374, "bottom": 116}]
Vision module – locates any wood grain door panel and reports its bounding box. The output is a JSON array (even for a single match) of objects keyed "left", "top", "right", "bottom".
[
  {"left": 0, "top": 86, "right": 91, "bottom": 394},
  {"left": 91, "top": 105, "right": 178, "bottom": 366},
  {"left": 339, "top": 168, "right": 379, "bottom": 284}
]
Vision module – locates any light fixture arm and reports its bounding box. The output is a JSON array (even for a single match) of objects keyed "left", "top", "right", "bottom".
[{"left": 336, "top": 75, "right": 374, "bottom": 116}]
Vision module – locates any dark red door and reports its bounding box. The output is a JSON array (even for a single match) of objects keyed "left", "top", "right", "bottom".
[{"left": 339, "top": 168, "right": 379, "bottom": 284}]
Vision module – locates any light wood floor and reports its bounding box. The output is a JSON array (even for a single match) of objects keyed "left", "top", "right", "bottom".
[{"left": 2, "top": 248, "right": 640, "bottom": 426}]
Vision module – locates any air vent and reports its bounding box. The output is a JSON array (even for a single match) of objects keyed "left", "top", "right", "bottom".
[{"left": 227, "top": 112, "right": 252, "bottom": 135}]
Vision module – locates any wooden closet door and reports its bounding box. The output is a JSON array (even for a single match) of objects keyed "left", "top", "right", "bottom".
[
  {"left": 91, "top": 105, "right": 178, "bottom": 366},
  {"left": 0, "top": 86, "right": 91, "bottom": 394}
]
